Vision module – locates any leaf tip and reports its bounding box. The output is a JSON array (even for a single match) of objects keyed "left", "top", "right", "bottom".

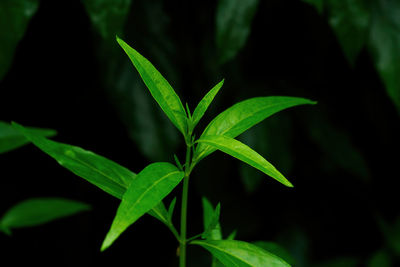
[{"left": 100, "top": 234, "right": 114, "bottom": 252}]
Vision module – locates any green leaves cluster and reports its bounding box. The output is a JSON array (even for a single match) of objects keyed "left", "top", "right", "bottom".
[{"left": 8, "top": 38, "right": 314, "bottom": 266}]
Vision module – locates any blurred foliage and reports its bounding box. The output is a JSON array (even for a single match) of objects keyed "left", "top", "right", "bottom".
[
  {"left": 303, "top": 0, "right": 400, "bottom": 114},
  {"left": 1, "top": 0, "right": 400, "bottom": 266},
  {"left": 0, "top": 0, "right": 39, "bottom": 80}
]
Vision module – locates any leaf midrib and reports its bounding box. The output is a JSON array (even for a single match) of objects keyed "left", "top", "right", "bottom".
[
  {"left": 125, "top": 170, "right": 182, "bottom": 217},
  {"left": 194, "top": 241, "right": 254, "bottom": 267},
  {"left": 63, "top": 153, "right": 128, "bottom": 194}
]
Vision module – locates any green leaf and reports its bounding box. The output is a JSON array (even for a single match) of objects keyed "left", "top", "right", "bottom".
[
  {"left": 192, "top": 80, "right": 224, "bottom": 130},
  {"left": 196, "top": 135, "right": 293, "bottom": 187},
  {"left": 325, "top": 0, "right": 370, "bottom": 66},
  {"left": 0, "top": 0, "right": 39, "bottom": 80},
  {"left": 367, "top": 249, "right": 391, "bottom": 267},
  {"left": 12, "top": 123, "right": 171, "bottom": 228},
  {"left": 368, "top": 0, "right": 400, "bottom": 115},
  {"left": 239, "top": 115, "right": 293, "bottom": 193},
  {"left": 0, "top": 121, "right": 56, "bottom": 154},
  {"left": 0, "top": 198, "right": 90, "bottom": 235},
  {"left": 167, "top": 197, "right": 177, "bottom": 223},
  {"left": 101, "top": 162, "right": 184, "bottom": 251},
  {"left": 202, "top": 198, "right": 224, "bottom": 267},
  {"left": 12, "top": 122, "right": 134, "bottom": 199},
  {"left": 81, "top": 0, "right": 132, "bottom": 40},
  {"left": 110, "top": 60, "right": 180, "bottom": 162},
  {"left": 194, "top": 96, "right": 315, "bottom": 163},
  {"left": 191, "top": 239, "right": 291, "bottom": 267},
  {"left": 216, "top": 0, "right": 259, "bottom": 64},
  {"left": 147, "top": 201, "right": 169, "bottom": 225},
  {"left": 253, "top": 241, "right": 295, "bottom": 266},
  {"left": 116, "top": 37, "right": 188, "bottom": 136},
  {"left": 202, "top": 203, "right": 222, "bottom": 240},
  {"left": 306, "top": 111, "right": 370, "bottom": 182},
  {"left": 202, "top": 197, "right": 223, "bottom": 240}
]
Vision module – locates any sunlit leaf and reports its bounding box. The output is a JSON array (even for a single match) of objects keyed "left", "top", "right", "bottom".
[
  {"left": 196, "top": 135, "right": 293, "bottom": 187},
  {"left": 0, "top": 198, "right": 90, "bottom": 235},
  {"left": 192, "top": 80, "right": 224, "bottom": 130},
  {"left": 191, "top": 239, "right": 291, "bottom": 267},
  {"left": 0, "top": 0, "right": 39, "bottom": 80},
  {"left": 194, "top": 96, "right": 315, "bottom": 163},
  {"left": 368, "top": 0, "right": 400, "bottom": 115},
  {"left": 216, "top": 0, "right": 259, "bottom": 64},
  {"left": 253, "top": 241, "right": 295, "bottom": 266},
  {"left": 0, "top": 121, "right": 56, "bottom": 154},
  {"left": 101, "top": 162, "right": 184, "bottom": 251},
  {"left": 110, "top": 60, "right": 180, "bottom": 161},
  {"left": 116, "top": 37, "right": 188, "bottom": 136},
  {"left": 239, "top": 115, "right": 293, "bottom": 193},
  {"left": 82, "top": 0, "right": 131, "bottom": 40}
]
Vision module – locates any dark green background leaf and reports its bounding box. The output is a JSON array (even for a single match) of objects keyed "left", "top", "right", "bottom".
[
  {"left": 0, "top": 198, "right": 90, "bottom": 234},
  {"left": 0, "top": 0, "right": 39, "bottom": 80},
  {"left": 0, "top": 121, "right": 56, "bottom": 154},
  {"left": 82, "top": 0, "right": 131, "bottom": 40},
  {"left": 216, "top": 0, "right": 259, "bottom": 64}
]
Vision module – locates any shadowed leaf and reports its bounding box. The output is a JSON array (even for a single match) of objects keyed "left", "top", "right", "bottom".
[
  {"left": 0, "top": 0, "right": 39, "bottom": 80},
  {"left": 216, "top": 0, "right": 259, "bottom": 64},
  {"left": 0, "top": 198, "right": 90, "bottom": 234}
]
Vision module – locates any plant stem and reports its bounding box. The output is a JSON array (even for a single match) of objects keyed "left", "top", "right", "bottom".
[{"left": 179, "top": 144, "right": 192, "bottom": 267}]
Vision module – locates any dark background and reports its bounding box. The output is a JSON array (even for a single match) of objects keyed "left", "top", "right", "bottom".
[{"left": 1, "top": 0, "right": 399, "bottom": 266}]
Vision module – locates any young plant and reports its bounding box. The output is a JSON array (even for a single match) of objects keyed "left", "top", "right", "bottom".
[{"left": 11, "top": 36, "right": 315, "bottom": 266}]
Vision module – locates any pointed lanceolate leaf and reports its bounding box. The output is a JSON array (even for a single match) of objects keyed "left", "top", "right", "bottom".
[
  {"left": 194, "top": 96, "right": 316, "bottom": 163},
  {"left": 0, "top": 121, "right": 56, "bottom": 154},
  {"left": 11, "top": 123, "right": 171, "bottom": 227},
  {"left": 196, "top": 135, "right": 292, "bottom": 187},
  {"left": 12, "top": 122, "right": 134, "bottom": 199},
  {"left": 191, "top": 239, "right": 291, "bottom": 267},
  {"left": 101, "top": 162, "right": 184, "bottom": 251},
  {"left": 192, "top": 80, "right": 224, "bottom": 129},
  {"left": 0, "top": 198, "right": 90, "bottom": 235},
  {"left": 116, "top": 37, "right": 188, "bottom": 135}
]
